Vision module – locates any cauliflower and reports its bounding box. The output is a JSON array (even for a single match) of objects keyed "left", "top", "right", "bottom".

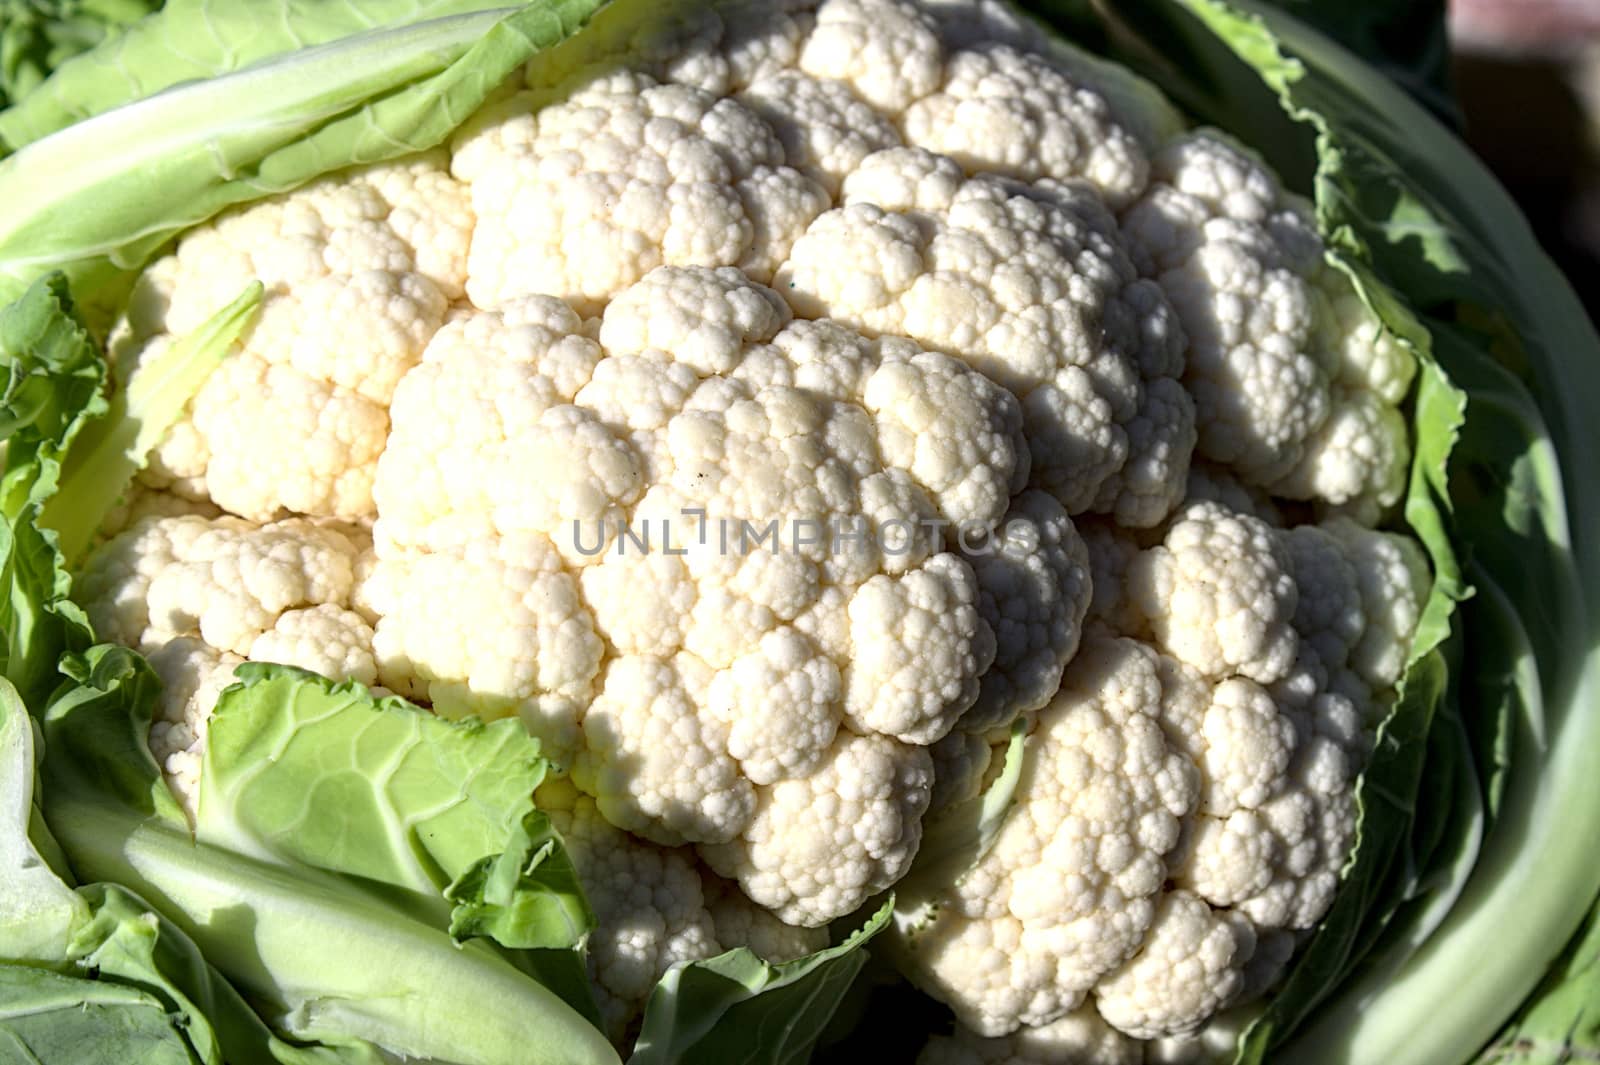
[
  {"left": 894, "top": 492, "right": 1428, "bottom": 1043},
  {"left": 74, "top": 0, "right": 1431, "bottom": 1053},
  {"left": 534, "top": 776, "right": 826, "bottom": 1047}
]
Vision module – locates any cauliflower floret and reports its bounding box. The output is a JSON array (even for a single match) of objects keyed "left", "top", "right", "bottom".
[
  {"left": 1181, "top": 462, "right": 1282, "bottom": 526},
  {"left": 365, "top": 533, "right": 604, "bottom": 767},
  {"left": 1122, "top": 133, "right": 1412, "bottom": 514},
  {"left": 249, "top": 605, "right": 377, "bottom": 688},
  {"left": 1077, "top": 517, "right": 1148, "bottom": 640},
  {"left": 702, "top": 872, "right": 831, "bottom": 962},
  {"left": 901, "top": 44, "right": 1149, "bottom": 205},
  {"left": 537, "top": 776, "right": 828, "bottom": 1046},
  {"left": 863, "top": 349, "right": 1029, "bottom": 529},
  {"left": 959, "top": 490, "right": 1091, "bottom": 731},
  {"left": 78, "top": 514, "right": 365, "bottom": 656},
  {"left": 117, "top": 155, "right": 468, "bottom": 521},
  {"left": 145, "top": 638, "right": 245, "bottom": 814},
  {"left": 708, "top": 628, "right": 842, "bottom": 785},
  {"left": 896, "top": 637, "right": 1198, "bottom": 1036},
  {"left": 452, "top": 74, "right": 830, "bottom": 313},
  {"left": 374, "top": 295, "right": 640, "bottom": 566},
  {"left": 700, "top": 731, "right": 934, "bottom": 926},
  {"left": 799, "top": 0, "right": 944, "bottom": 114},
  {"left": 740, "top": 70, "right": 903, "bottom": 194},
  {"left": 780, "top": 147, "right": 1192, "bottom": 526},
  {"left": 1321, "top": 517, "right": 1431, "bottom": 690},
  {"left": 900, "top": 488, "right": 1427, "bottom": 1043},
  {"left": 844, "top": 555, "right": 995, "bottom": 744},
  {"left": 576, "top": 651, "right": 755, "bottom": 845},
  {"left": 1130, "top": 502, "right": 1299, "bottom": 685},
  {"left": 1094, "top": 892, "right": 1254, "bottom": 1040},
  {"left": 926, "top": 727, "right": 999, "bottom": 811},
  {"left": 536, "top": 779, "right": 721, "bottom": 1044}
]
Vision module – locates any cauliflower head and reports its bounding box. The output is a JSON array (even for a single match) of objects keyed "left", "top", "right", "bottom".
[{"left": 80, "top": 0, "right": 1430, "bottom": 1051}]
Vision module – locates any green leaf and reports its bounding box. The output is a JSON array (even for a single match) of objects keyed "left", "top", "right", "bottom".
[
  {"left": 0, "top": 676, "right": 85, "bottom": 964},
  {"left": 39, "top": 281, "right": 261, "bottom": 564},
  {"left": 1260, "top": 0, "right": 1456, "bottom": 124},
  {"left": 0, "top": 273, "right": 103, "bottom": 706},
  {"left": 201, "top": 664, "right": 595, "bottom": 953},
  {"left": 65, "top": 884, "right": 362, "bottom": 1065},
  {"left": 628, "top": 897, "right": 893, "bottom": 1065},
  {"left": 40, "top": 649, "right": 620, "bottom": 1065},
  {"left": 0, "top": 0, "right": 610, "bottom": 324},
  {"left": 0, "top": 962, "right": 196, "bottom": 1065},
  {"left": 1478, "top": 895, "right": 1600, "bottom": 1064},
  {"left": 0, "top": 0, "right": 160, "bottom": 111},
  {"left": 446, "top": 808, "right": 595, "bottom": 951},
  {"left": 0, "top": 0, "right": 530, "bottom": 149},
  {"left": 2, "top": 647, "right": 354, "bottom": 1065}
]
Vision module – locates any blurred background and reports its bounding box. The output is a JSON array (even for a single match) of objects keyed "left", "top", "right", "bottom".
[{"left": 1451, "top": 0, "right": 1600, "bottom": 314}]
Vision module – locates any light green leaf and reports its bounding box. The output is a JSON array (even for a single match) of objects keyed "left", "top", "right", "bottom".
[
  {"left": 0, "top": 0, "right": 159, "bottom": 112},
  {"left": 0, "top": 0, "right": 525, "bottom": 149},
  {"left": 0, "top": 963, "right": 196, "bottom": 1065},
  {"left": 1479, "top": 895, "right": 1600, "bottom": 1064},
  {"left": 894, "top": 718, "right": 1028, "bottom": 936},
  {"left": 66, "top": 884, "right": 362, "bottom": 1065},
  {"left": 41, "top": 648, "right": 620, "bottom": 1065},
  {"left": 629, "top": 897, "right": 893, "bottom": 1065},
  {"left": 201, "top": 663, "right": 594, "bottom": 954},
  {"left": 39, "top": 281, "right": 261, "bottom": 564},
  {"left": 3, "top": 649, "right": 352, "bottom": 1065},
  {"left": 0, "top": 677, "right": 84, "bottom": 964},
  {"left": 446, "top": 808, "right": 595, "bottom": 951}
]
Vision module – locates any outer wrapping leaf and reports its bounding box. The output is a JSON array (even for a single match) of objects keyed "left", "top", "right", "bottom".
[
  {"left": 0, "top": 0, "right": 520, "bottom": 148},
  {"left": 39, "top": 281, "right": 262, "bottom": 563},
  {"left": 64, "top": 884, "right": 360, "bottom": 1065},
  {"left": 203, "top": 666, "right": 550, "bottom": 910},
  {"left": 445, "top": 809, "right": 594, "bottom": 951},
  {"left": 40, "top": 648, "right": 621, "bottom": 1065},
  {"left": 1265, "top": 0, "right": 1456, "bottom": 123},
  {"left": 1479, "top": 897, "right": 1600, "bottom": 1064},
  {"left": 1, "top": 649, "right": 354, "bottom": 1065},
  {"left": 896, "top": 717, "right": 1027, "bottom": 909},
  {"left": 629, "top": 898, "right": 893, "bottom": 1065}
]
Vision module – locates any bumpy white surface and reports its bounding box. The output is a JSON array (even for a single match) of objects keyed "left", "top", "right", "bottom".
[
  {"left": 897, "top": 488, "right": 1429, "bottom": 1045},
  {"left": 97, "top": 0, "right": 1429, "bottom": 1048},
  {"left": 536, "top": 776, "right": 827, "bottom": 1047}
]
